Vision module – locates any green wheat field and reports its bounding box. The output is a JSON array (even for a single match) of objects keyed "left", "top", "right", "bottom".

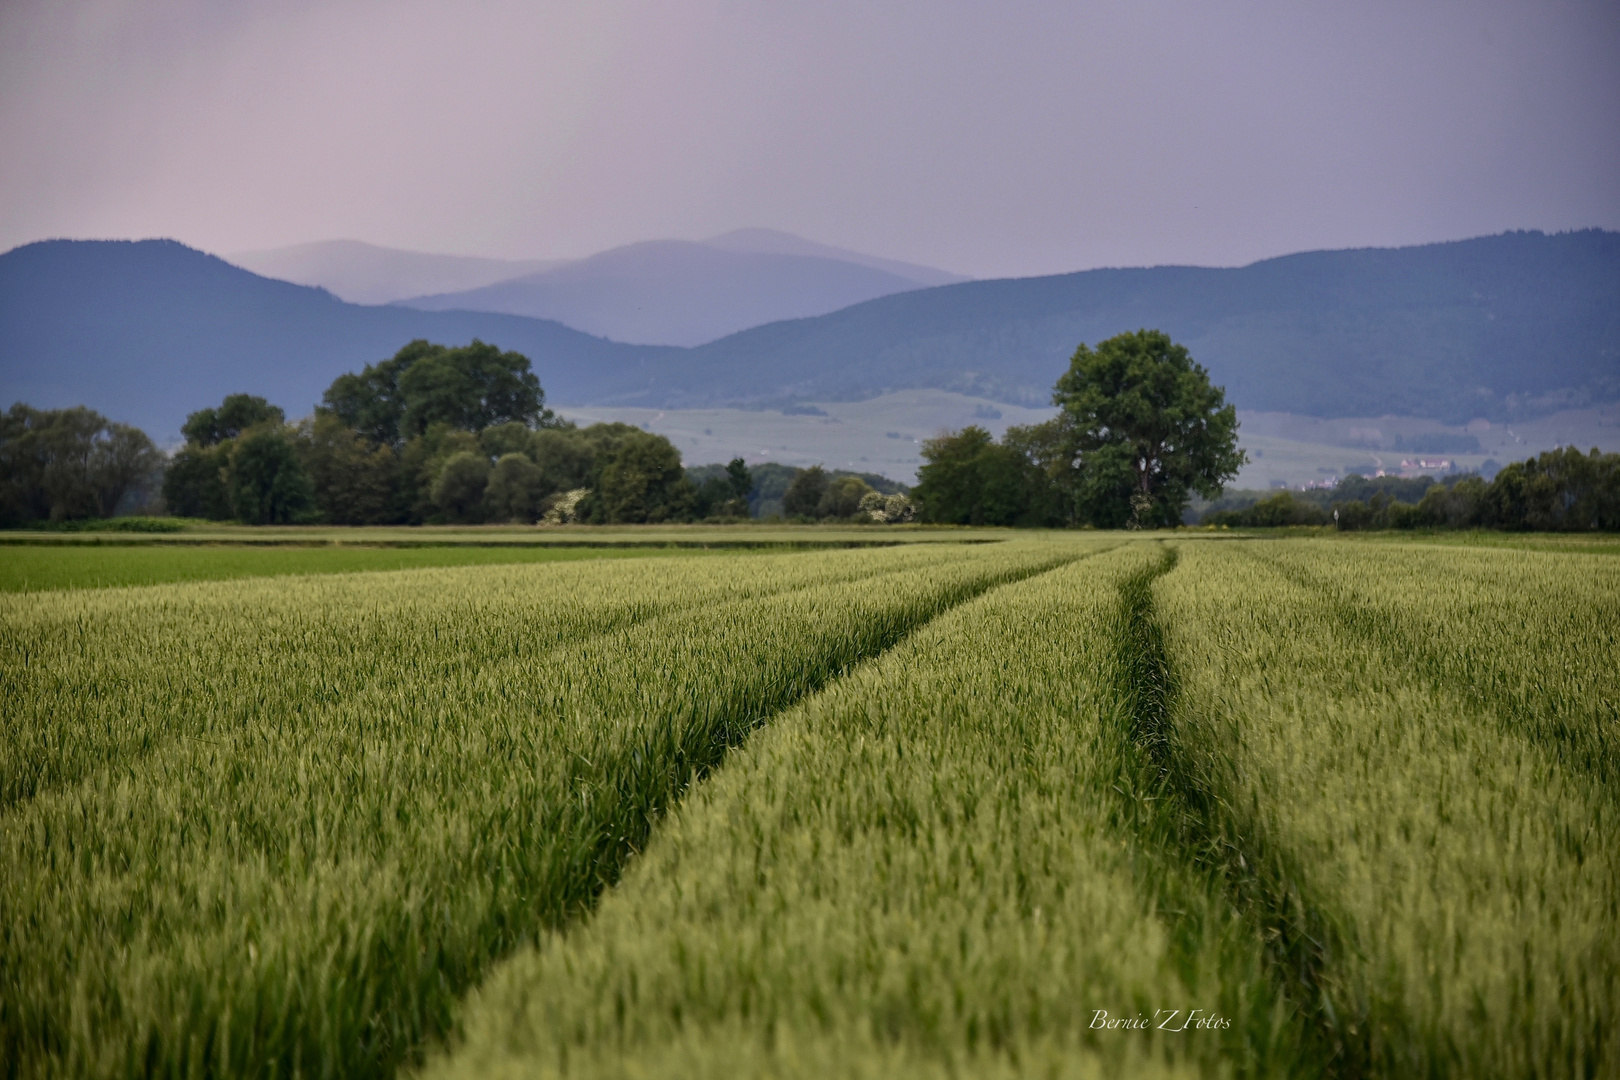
[{"left": 2, "top": 530, "right": 1615, "bottom": 1078}]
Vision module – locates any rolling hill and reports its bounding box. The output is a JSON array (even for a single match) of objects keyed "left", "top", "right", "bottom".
[
  {"left": 659, "top": 229, "right": 1620, "bottom": 422},
  {"left": 2, "top": 230, "right": 1615, "bottom": 442},
  {"left": 0, "top": 239, "right": 674, "bottom": 440}
]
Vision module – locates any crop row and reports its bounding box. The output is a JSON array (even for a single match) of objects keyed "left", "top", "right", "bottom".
[
  {"left": 1151, "top": 540, "right": 1619, "bottom": 1078},
  {"left": 4, "top": 535, "right": 1614, "bottom": 1079},
  {"left": 0, "top": 541, "right": 1085, "bottom": 1079},
  {"left": 423, "top": 543, "right": 1303, "bottom": 1079}
]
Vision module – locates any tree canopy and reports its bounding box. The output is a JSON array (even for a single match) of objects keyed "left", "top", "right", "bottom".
[
  {"left": 0, "top": 404, "right": 161, "bottom": 524},
  {"left": 322, "top": 339, "right": 552, "bottom": 444},
  {"left": 180, "top": 395, "right": 285, "bottom": 447},
  {"left": 1052, "top": 329, "right": 1244, "bottom": 527}
]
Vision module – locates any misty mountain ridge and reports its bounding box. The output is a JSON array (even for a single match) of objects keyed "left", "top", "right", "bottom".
[
  {"left": 399, "top": 239, "right": 952, "bottom": 346},
  {"left": 2, "top": 230, "right": 1615, "bottom": 441},
  {"left": 228, "top": 230, "right": 969, "bottom": 341},
  {"left": 702, "top": 228, "right": 969, "bottom": 287},
  {"left": 629, "top": 228, "right": 1616, "bottom": 424},
  {"left": 229, "top": 240, "right": 566, "bottom": 305},
  {"left": 0, "top": 239, "right": 673, "bottom": 440}
]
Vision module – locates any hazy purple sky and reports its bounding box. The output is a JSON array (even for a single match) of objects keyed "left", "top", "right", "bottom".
[{"left": 2, "top": 0, "right": 1616, "bottom": 278}]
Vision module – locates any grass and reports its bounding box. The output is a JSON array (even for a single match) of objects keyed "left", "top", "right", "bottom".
[
  {"left": 2, "top": 531, "right": 1615, "bottom": 1079},
  {"left": 0, "top": 542, "right": 748, "bottom": 593},
  {"left": 424, "top": 541, "right": 1311, "bottom": 1080},
  {"left": 0, "top": 541, "right": 1074, "bottom": 1079},
  {"left": 0, "top": 522, "right": 1015, "bottom": 548},
  {"left": 1150, "top": 540, "right": 1620, "bottom": 1077}
]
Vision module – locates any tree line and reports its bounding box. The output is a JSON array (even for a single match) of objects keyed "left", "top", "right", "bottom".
[
  {"left": 0, "top": 339, "right": 916, "bottom": 527},
  {"left": 5, "top": 329, "right": 1615, "bottom": 531},
  {"left": 912, "top": 330, "right": 1245, "bottom": 527},
  {"left": 0, "top": 404, "right": 162, "bottom": 526},
  {"left": 1204, "top": 448, "right": 1620, "bottom": 531},
  {"left": 160, "top": 340, "right": 759, "bottom": 526}
]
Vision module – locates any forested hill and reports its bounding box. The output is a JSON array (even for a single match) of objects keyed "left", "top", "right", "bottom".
[
  {"left": 662, "top": 229, "right": 1620, "bottom": 422},
  {"left": 2, "top": 231, "right": 1616, "bottom": 437},
  {"left": 0, "top": 240, "right": 676, "bottom": 438}
]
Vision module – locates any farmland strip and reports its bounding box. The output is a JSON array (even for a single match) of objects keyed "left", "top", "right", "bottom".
[
  {"left": 0, "top": 542, "right": 1073, "bottom": 1080},
  {"left": 0, "top": 543, "right": 976, "bottom": 810},
  {"left": 1107, "top": 545, "right": 1347, "bottom": 1074},
  {"left": 1251, "top": 542, "right": 1620, "bottom": 793},
  {"left": 1150, "top": 540, "right": 1620, "bottom": 1078},
  {"left": 420, "top": 543, "right": 1314, "bottom": 1080}
]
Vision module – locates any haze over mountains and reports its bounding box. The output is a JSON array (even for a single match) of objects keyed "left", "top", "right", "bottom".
[
  {"left": 229, "top": 241, "right": 566, "bottom": 306},
  {"left": 1, "top": 230, "right": 1615, "bottom": 442},
  {"left": 235, "top": 229, "right": 970, "bottom": 346}
]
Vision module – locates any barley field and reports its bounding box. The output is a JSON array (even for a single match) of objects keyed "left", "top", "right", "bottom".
[{"left": 1, "top": 532, "right": 1614, "bottom": 1078}]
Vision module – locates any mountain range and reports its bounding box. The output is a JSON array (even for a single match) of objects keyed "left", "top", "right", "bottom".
[
  {"left": 229, "top": 241, "right": 565, "bottom": 306},
  {"left": 2, "top": 230, "right": 1615, "bottom": 440},
  {"left": 233, "top": 229, "right": 969, "bottom": 345}
]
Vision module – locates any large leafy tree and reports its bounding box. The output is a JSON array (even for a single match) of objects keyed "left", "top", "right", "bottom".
[
  {"left": 180, "top": 395, "right": 285, "bottom": 447},
  {"left": 228, "top": 424, "right": 314, "bottom": 525},
  {"left": 322, "top": 339, "right": 553, "bottom": 444},
  {"left": 0, "top": 404, "right": 161, "bottom": 523},
  {"left": 1052, "top": 329, "right": 1244, "bottom": 527},
  {"left": 586, "top": 430, "right": 694, "bottom": 524},
  {"left": 915, "top": 426, "right": 1051, "bottom": 527}
]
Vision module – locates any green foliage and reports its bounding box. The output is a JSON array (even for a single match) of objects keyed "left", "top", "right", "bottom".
[
  {"left": 1203, "top": 491, "right": 1331, "bottom": 528},
  {"left": 1323, "top": 449, "right": 1620, "bottom": 532},
  {"left": 180, "top": 394, "right": 284, "bottom": 448},
  {"left": 716, "top": 462, "right": 905, "bottom": 520},
  {"left": 321, "top": 339, "right": 553, "bottom": 445},
  {"left": 1483, "top": 446, "right": 1620, "bottom": 530},
  {"left": 429, "top": 450, "right": 491, "bottom": 524},
  {"left": 816, "top": 474, "right": 874, "bottom": 519},
  {"left": 1053, "top": 330, "right": 1245, "bottom": 527},
  {"left": 227, "top": 423, "right": 314, "bottom": 525},
  {"left": 398, "top": 340, "right": 548, "bottom": 437},
  {"left": 914, "top": 425, "right": 1055, "bottom": 526},
  {"left": 584, "top": 429, "right": 694, "bottom": 524},
  {"left": 781, "top": 464, "right": 828, "bottom": 518},
  {"left": 320, "top": 340, "right": 430, "bottom": 445},
  {"left": 483, "top": 453, "right": 546, "bottom": 523},
  {"left": 0, "top": 403, "right": 162, "bottom": 524},
  {"left": 302, "top": 412, "right": 399, "bottom": 525},
  {"left": 162, "top": 443, "right": 233, "bottom": 520},
  {"left": 725, "top": 457, "right": 751, "bottom": 501},
  {"left": 681, "top": 457, "right": 753, "bottom": 521}
]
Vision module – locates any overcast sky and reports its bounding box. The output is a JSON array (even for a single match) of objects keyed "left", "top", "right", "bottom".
[{"left": 1, "top": 0, "right": 1616, "bottom": 278}]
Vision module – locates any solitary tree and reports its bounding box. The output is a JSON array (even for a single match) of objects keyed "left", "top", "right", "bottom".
[{"left": 1052, "top": 330, "right": 1244, "bottom": 527}]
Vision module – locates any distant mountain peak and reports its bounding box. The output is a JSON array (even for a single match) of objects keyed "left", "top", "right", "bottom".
[
  {"left": 704, "top": 228, "right": 969, "bottom": 287},
  {"left": 227, "top": 240, "right": 565, "bottom": 305}
]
